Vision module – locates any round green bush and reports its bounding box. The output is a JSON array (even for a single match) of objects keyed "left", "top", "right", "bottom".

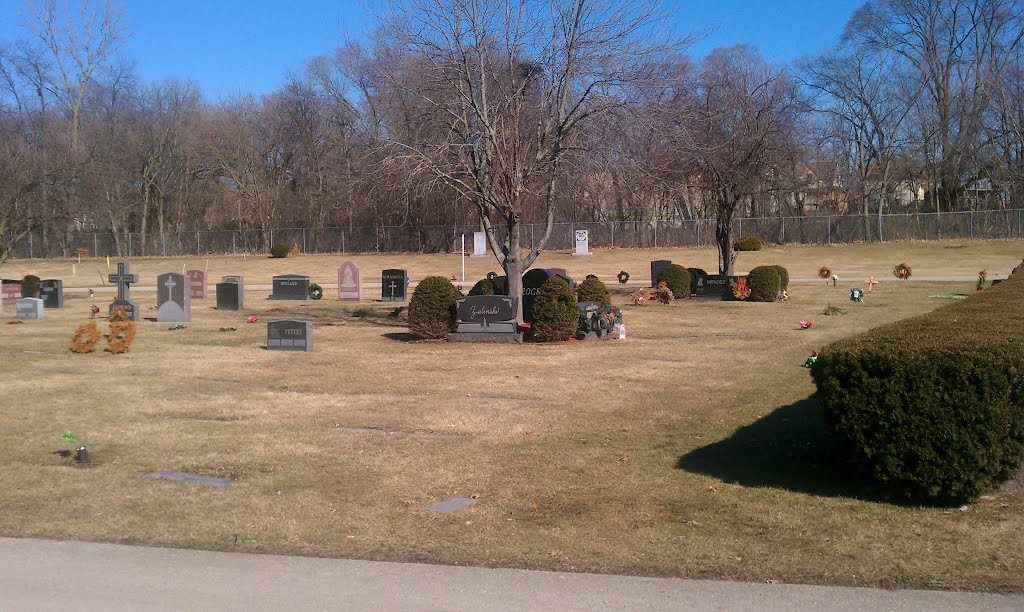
[
  {"left": 531, "top": 276, "right": 578, "bottom": 342},
  {"left": 687, "top": 268, "right": 708, "bottom": 293},
  {"left": 770, "top": 265, "right": 790, "bottom": 291},
  {"left": 746, "top": 266, "right": 781, "bottom": 302},
  {"left": 408, "top": 276, "right": 461, "bottom": 339},
  {"left": 269, "top": 243, "right": 290, "bottom": 258},
  {"left": 20, "top": 274, "right": 41, "bottom": 298},
  {"left": 734, "top": 235, "right": 763, "bottom": 251},
  {"left": 657, "top": 264, "right": 691, "bottom": 299},
  {"left": 576, "top": 276, "right": 611, "bottom": 306},
  {"left": 468, "top": 278, "right": 496, "bottom": 296}
]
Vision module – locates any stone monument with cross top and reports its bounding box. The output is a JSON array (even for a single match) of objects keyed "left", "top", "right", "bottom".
[{"left": 108, "top": 261, "right": 140, "bottom": 321}]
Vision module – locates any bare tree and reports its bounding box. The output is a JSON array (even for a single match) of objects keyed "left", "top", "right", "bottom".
[{"left": 370, "top": 0, "right": 674, "bottom": 314}]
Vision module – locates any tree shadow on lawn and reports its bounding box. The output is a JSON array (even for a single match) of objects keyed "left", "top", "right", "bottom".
[{"left": 676, "top": 395, "right": 881, "bottom": 501}]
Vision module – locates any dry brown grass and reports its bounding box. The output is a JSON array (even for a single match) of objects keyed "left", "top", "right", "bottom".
[{"left": 0, "top": 240, "right": 1022, "bottom": 591}]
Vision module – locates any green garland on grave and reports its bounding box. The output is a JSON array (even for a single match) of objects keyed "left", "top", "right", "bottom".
[{"left": 309, "top": 284, "right": 323, "bottom": 300}]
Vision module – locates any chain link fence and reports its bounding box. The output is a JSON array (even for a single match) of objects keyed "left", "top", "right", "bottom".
[{"left": 11, "top": 209, "right": 1024, "bottom": 259}]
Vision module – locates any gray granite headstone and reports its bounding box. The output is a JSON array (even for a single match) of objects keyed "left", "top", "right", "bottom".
[
  {"left": 186, "top": 269, "right": 207, "bottom": 299},
  {"left": 270, "top": 274, "right": 310, "bottom": 300},
  {"left": 39, "top": 279, "right": 63, "bottom": 308},
  {"left": 156, "top": 272, "right": 191, "bottom": 322},
  {"left": 472, "top": 232, "right": 487, "bottom": 257},
  {"left": 381, "top": 269, "right": 407, "bottom": 302},
  {"left": 338, "top": 261, "right": 362, "bottom": 301},
  {"left": 107, "top": 262, "right": 140, "bottom": 321},
  {"left": 693, "top": 275, "right": 746, "bottom": 300},
  {"left": 448, "top": 296, "right": 521, "bottom": 343},
  {"left": 571, "top": 229, "right": 591, "bottom": 256},
  {"left": 216, "top": 279, "right": 244, "bottom": 310},
  {"left": 16, "top": 297, "right": 44, "bottom": 319},
  {"left": 267, "top": 319, "right": 313, "bottom": 351}
]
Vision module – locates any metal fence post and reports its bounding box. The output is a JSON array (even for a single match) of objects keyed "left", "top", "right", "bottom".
[
  {"left": 827, "top": 216, "right": 832, "bottom": 245},
  {"left": 93, "top": 233, "right": 98, "bottom": 257},
  {"left": 28, "top": 233, "right": 33, "bottom": 258},
  {"left": 196, "top": 231, "right": 200, "bottom": 255},
  {"left": 129, "top": 233, "right": 132, "bottom": 257}
]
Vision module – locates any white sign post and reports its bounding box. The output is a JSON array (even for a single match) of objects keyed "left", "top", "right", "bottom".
[{"left": 572, "top": 229, "right": 591, "bottom": 256}]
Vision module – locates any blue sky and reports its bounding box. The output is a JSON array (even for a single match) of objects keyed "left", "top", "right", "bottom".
[{"left": 0, "top": 0, "right": 865, "bottom": 101}]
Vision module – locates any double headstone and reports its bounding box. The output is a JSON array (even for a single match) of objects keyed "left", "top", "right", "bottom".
[
  {"left": 472, "top": 232, "right": 487, "bottom": 257},
  {"left": 267, "top": 319, "right": 313, "bottom": 351},
  {"left": 270, "top": 274, "right": 310, "bottom": 300},
  {"left": 521, "top": 268, "right": 574, "bottom": 323},
  {"left": 108, "top": 262, "right": 140, "bottom": 321},
  {"left": 16, "top": 297, "right": 44, "bottom": 319},
  {"left": 572, "top": 229, "right": 591, "bottom": 256},
  {"left": 1, "top": 279, "right": 21, "bottom": 305},
  {"left": 381, "top": 269, "right": 407, "bottom": 302},
  {"left": 447, "top": 296, "right": 521, "bottom": 343},
  {"left": 216, "top": 276, "right": 244, "bottom": 310},
  {"left": 156, "top": 272, "right": 191, "bottom": 322},
  {"left": 651, "top": 260, "right": 671, "bottom": 287},
  {"left": 693, "top": 275, "right": 745, "bottom": 300},
  {"left": 186, "top": 270, "right": 207, "bottom": 299},
  {"left": 338, "top": 261, "right": 362, "bottom": 301},
  {"left": 40, "top": 279, "right": 63, "bottom": 308}
]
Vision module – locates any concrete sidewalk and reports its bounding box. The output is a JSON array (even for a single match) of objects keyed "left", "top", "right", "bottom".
[{"left": 1, "top": 538, "right": 1020, "bottom": 611}]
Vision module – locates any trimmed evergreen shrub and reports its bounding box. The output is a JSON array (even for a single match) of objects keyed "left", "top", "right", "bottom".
[
  {"left": 20, "top": 274, "right": 40, "bottom": 298},
  {"left": 685, "top": 267, "right": 706, "bottom": 290},
  {"left": 269, "top": 243, "right": 290, "bottom": 258},
  {"left": 657, "top": 264, "right": 691, "bottom": 299},
  {"left": 811, "top": 261, "right": 1024, "bottom": 504},
  {"left": 468, "top": 278, "right": 496, "bottom": 296},
  {"left": 746, "top": 266, "right": 781, "bottom": 302},
  {"left": 531, "top": 276, "right": 578, "bottom": 342},
  {"left": 408, "top": 276, "right": 461, "bottom": 339},
  {"left": 770, "top": 265, "right": 790, "bottom": 291},
  {"left": 734, "top": 235, "right": 763, "bottom": 251},
  {"left": 576, "top": 276, "right": 611, "bottom": 306}
]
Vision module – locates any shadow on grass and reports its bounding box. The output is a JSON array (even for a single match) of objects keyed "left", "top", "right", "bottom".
[
  {"left": 382, "top": 331, "right": 419, "bottom": 342},
  {"left": 676, "top": 395, "right": 879, "bottom": 500}
]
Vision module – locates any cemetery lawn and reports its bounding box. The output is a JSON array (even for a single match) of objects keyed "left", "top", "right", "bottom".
[{"left": 1, "top": 240, "right": 1022, "bottom": 592}]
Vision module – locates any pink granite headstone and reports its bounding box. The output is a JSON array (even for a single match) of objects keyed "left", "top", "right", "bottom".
[
  {"left": 338, "top": 261, "right": 361, "bottom": 301},
  {"left": 186, "top": 269, "right": 207, "bottom": 299}
]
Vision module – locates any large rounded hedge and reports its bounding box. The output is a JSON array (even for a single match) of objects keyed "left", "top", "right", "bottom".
[
  {"left": 811, "top": 263, "right": 1024, "bottom": 503},
  {"left": 576, "top": 276, "right": 611, "bottom": 306},
  {"left": 468, "top": 278, "right": 496, "bottom": 296},
  {"left": 20, "top": 274, "right": 40, "bottom": 298},
  {"left": 734, "top": 235, "right": 763, "bottom": 251},
  {"left": 408, "top": 276, "right": 461, "bottom": 339},
  {"left": 657, "top": 264, "right": 691, "bottom": 299},
  {"left": 531, "top": 276, "right": 578, "bottom": 342},
  {"left": 746, "top": 266, "right": 781, "bottom": 302}
]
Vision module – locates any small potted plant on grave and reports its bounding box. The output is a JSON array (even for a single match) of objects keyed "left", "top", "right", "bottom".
[{"left": 56, "top": 430, "right": 90, "bottom": 464}]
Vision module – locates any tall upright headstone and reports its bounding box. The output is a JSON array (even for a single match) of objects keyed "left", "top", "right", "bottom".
[
  {"left": 108, "top": 261, "right": 140, "bottom": 321},
  {"left": 338, "top": 261, "right": 362, "bottom": 301},
  {"left": 472, "top": 232, "right": 487, "bottom": 257},
  {"left": 186, "top": 269, "right": 207, "bottom": 299},
  {"left": 157, "top": 272, "right": 191, "bottom": 322},
  {"left": 1, "top": 279, "right": 21, "bottom": 305},
  {"left": 39, "top": 279, "right": 64, "bottom": 308},
  {"left": 572, "top": 229, "right": 591, "bottom": 256},
  {"left": 16, "top": 298, "right": 44, "bottom": 319},
  {"left": 216, "top": 276, "right": 244, "bottom": 310},
  {"left": 381, "top": 269, "right": 408, "bottom": 302},
  {"left": 521, "top": 268, "right": 552, "bottom": 324}
]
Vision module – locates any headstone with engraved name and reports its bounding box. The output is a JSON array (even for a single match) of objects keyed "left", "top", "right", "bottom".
[
  {"left": 156, "top": 272, "right": 191, "bottom": 322},
  {"left": 16, "top": 297, "right": 44, "bottom": 319},
  {"left": 108, "top": 261, "right": 140, "bottom": 321},
  {"left": 337, "top": 261, "right": 362, "bottom": 301},
  {"left": 39, "top": 279, "right": 63, "bottom": 308},
  {"left": 186, "top": 269, "right": 207, "bottom": 299},
  {"left": 693, "top": 274, "right": 746, "bottom": 300},
  {"left": 1, "top": 279, "right": 21, "bottom": 305},
  {"left": 270, "top": 274, "right": 310, "bottom": 300},
  {"left": 448, "top": 296, "right": 521, "bottom": 343},
  {"left": 267, "top": 319, "right": 313, "bottom": 351},
  {"left": 571, "top": 229, "right": 592, "bottom": 256},
  {"left": 381, "top": 269, "right": 407, "bottom": 302}
]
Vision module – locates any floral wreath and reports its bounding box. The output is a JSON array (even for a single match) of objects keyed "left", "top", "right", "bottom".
[
  {"left": 309, "top": 284, "right": 324, "bottom": 300},
  {"left": 616, "top": 270, "right": 629, "bottom": 284}
]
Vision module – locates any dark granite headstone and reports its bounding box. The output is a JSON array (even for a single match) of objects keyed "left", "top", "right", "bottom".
[
  {"left": 270, "top": 274, "right": 310, "bottom": 300},
  {"left": 216, "top": 281, "right": 243, "bottom": 310},
  {"left": 156, "top": 272, "right": 191, "bottom": 322},
  {"left": 651, "top": 260, "right": 672, "bottom": 286},
  {"left": 107, "top": 262, "right": 140, "bottom": 321},
  {"left": 693, "top": 274, "right": 746, "bottom": 300},
  {"left": 16, "top": 297, "right": 44, "bottom": 319},
  {"left": 186, "top": 269, "right": 207, "bottom": 299},
  {"left": 381, "top": 269, "right": 407, "bottom": 302},
  {"left": 521, "top": 268, "right": 553, "bottom": 323},
  {"left": 2, "top": 279, "right": 22, "bottom": 305},
  {"left": 39, "top": 279, "right": 63, "bottom": 308},
  {"left": 267, "top": 319, "right": 313, "bottom": 351},
  {"left": 454, "top": 296, "right": 517, "bottom": 330}
]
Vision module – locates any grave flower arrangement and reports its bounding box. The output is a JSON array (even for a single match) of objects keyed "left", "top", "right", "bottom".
[
  {"left": 893, "top": 262, "right": 912, "bottom": 279},
  {"left": 731, "top": 278, "right": 751, "bottom": 300},
  {"left": 576, "top": 304, "right": 623, "bottom": 337},
  {"left": 617, "top": 271, "right": 630, "bottom": 284},
  {"left": 818, "top": 266, "right": 832, "bottom": 280}
]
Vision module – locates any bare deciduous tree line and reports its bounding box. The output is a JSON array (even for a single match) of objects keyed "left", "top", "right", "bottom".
[{"left": 1, "top": 0, "right": 1022, "bottom": 282}]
